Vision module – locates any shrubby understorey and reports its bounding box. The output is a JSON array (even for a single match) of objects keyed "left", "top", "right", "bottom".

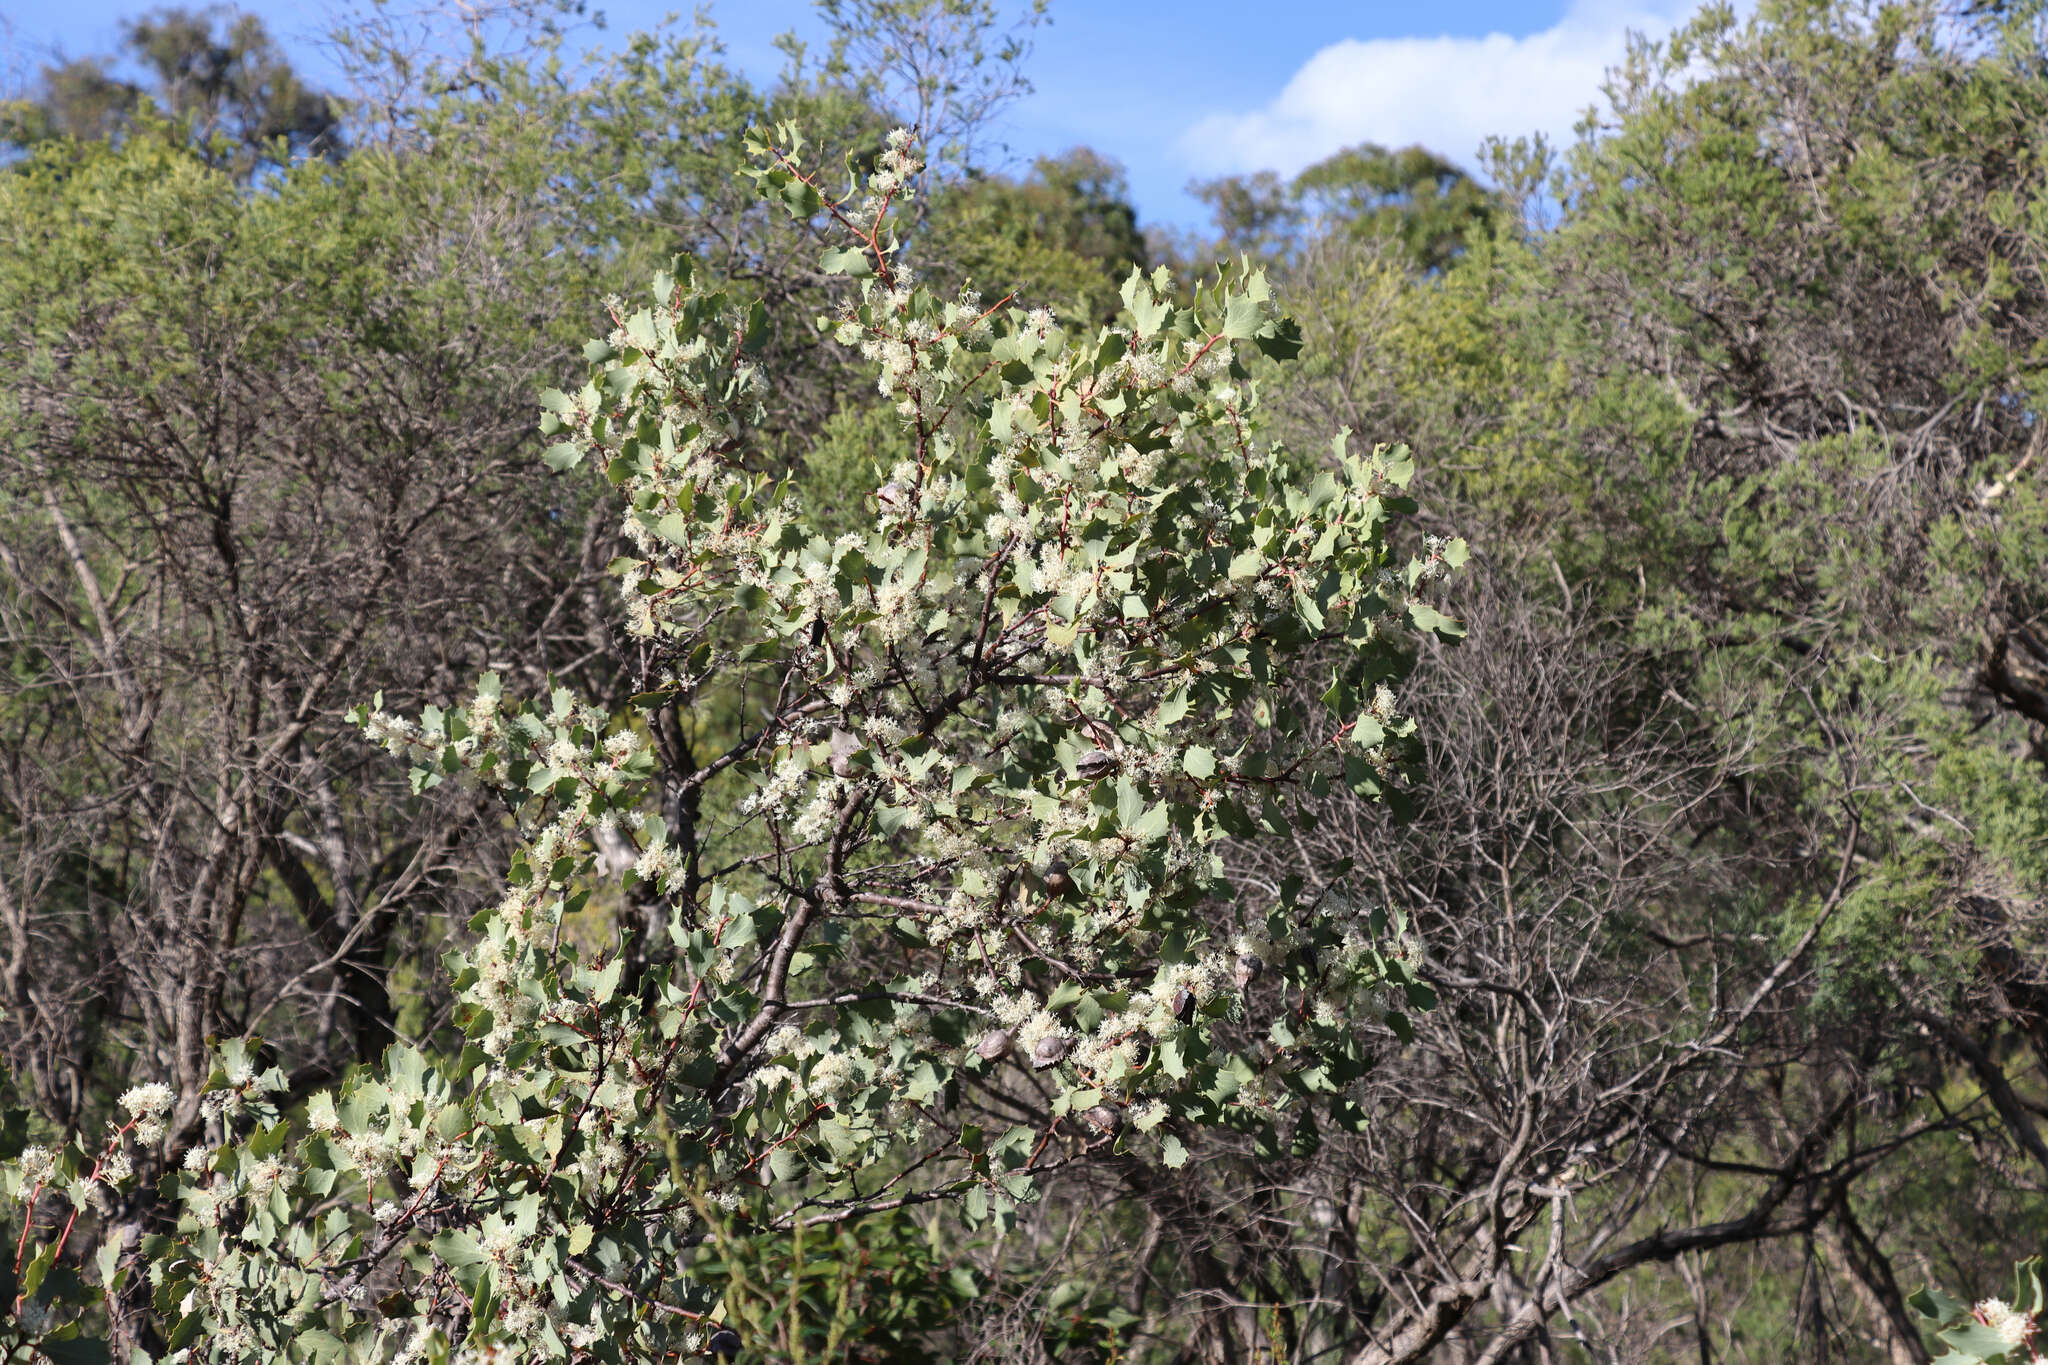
[{"left": 0, "top": 124, "right": 1458, "bottom": 1362}]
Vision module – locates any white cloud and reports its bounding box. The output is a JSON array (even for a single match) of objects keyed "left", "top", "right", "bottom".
[{"left": 1177, "top": 0, "right": 1700, "bottom": 179}]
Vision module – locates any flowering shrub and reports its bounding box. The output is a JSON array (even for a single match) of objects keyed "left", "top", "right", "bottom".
[
  {"left": 0, "top": 124, "right": 1459, "bottom": 1362},
  {"left": 1912, "top": 1261, "right": 2048, "bottom": 1364}
]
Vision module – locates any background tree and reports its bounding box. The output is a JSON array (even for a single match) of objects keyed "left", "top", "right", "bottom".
[
  {"left": 921, "top": 148, "right": 1148, "bottom": 325},
  {"left": 0, "top": 112, "right": 603, "bottom": 1317},
  {"left": 814, "top": 0, "right": 1048, "bottom": 185},
  {"left": 1187, "top": 143, "right": 1498, "bottom": 275},
  {"left": 2, "top": 6, "right": 341, "bottom": 170},
  {"left": 1159, "top": 0, "right": 2048, "bottom": 1357}
]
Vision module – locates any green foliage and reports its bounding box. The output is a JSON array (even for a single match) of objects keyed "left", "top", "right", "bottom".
[
  {"left": 1193, "top": 142, "right": 1499, "bottom": 273},
  {"left": 692, "top": 1209, "right": 979, "bottom": 1363},
  {"left": 25, "top": 0, "right": 2048, "bottom": 1353},
  {"left": 1215, "top": 0, "right": 2048, "bottom": 1354},
  {"left": 0, "top": 122, "right": 1454, "bottom": 1361},
  {"left": 920, "top": 149, "right": 1150, "bottom": 325},
  {"left": 0, "top": 109, "right": 605, "bottom": 1133},
  {"left": 1911, "top": 1260, "right": 2047, "bottom": 1364}
]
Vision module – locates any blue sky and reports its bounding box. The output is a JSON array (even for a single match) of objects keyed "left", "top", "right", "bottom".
[{"left": 3, "top": 0, "right": 1704, "bottom": 228}]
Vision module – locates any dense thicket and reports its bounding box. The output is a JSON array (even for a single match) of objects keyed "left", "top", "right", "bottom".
[
  {"left": 1210, "top": 3, "right": 2048, "bottom": 1357},
  {"left": 7, "top": 0, "right": 2048, "bottom": 1361}
]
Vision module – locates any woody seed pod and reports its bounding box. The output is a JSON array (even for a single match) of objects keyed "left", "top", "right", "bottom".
[
  {"left": 976, "top": 1028, "right": 1013, "bottom": 1062},
  {"left": 1234, "top": 954, "right": 1264, "bottom": 990},
  {"left": 708, "top": 1326, "right": 742, "bottom": 1359},
  {"left": 1031, "top": 1034, "right": 1070, "bottom": 1071},
  {"left": 1040, "top": 858, "right": 1073, "bottom": 898},
  {"left": 1171, "top": 986, "right": 1197, "bottom": 1026},
  {"left": 1084, "top": 1104, "right": 1123, "bottom": 1138},
  {"left": 1075, "top": 747, "right": 1119, "bottom": 781}
]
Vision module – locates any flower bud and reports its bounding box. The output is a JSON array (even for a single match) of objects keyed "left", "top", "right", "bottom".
[
  {"left": 1031, "top": 1034, "right": 1069, "bottom": 1071},
  {"left": 977, "top": 1028, "right": 1013, "bottom": 1062}
]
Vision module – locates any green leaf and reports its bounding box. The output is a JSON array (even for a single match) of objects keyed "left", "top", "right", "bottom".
[
  {"left": 21, "top": 1241, "right": 53, "bottom": 1298},
  {"left": 35, "top": 1338, "right": 110, "bottom": 1365},
  {"left": 1120, "top": 269, "right": 1171, "bottom": 337},
  {"left": 1407, "top": 601, "right": 1466, "bottom": 640},
  {"left": 1183, "top": 747, "right": 1216, "bottom": 779},
  {"left": 1910, "top": 1286, "right": 1966, "bottom": 1324},
  {"left": 781, "top": 178, "right": 822, "bottom": 217},
  {"left": 1254, "top": 315, "right": 1303, "bottom": 360},
  {"left": 1116, "top": 779, "right": 1145, "bottom": 829},
  {"left": 432, "top": 1230, "right": 486, "bottom": 1269},
  {"left": 1129, "top": 802, "right": 1170, "bottom": 842},
  {"left": 1223, "top": 293, "right": 1266, "bottom": 340},
  {"left": 1935, "top": 1319, "right": 2026, "bottom": 1359},
  {"left": 293, "top": 1330, "right": 347, "bottom": 1364},
  {"left": 820, "top": 246, "right": 874, "bottom": 277}
]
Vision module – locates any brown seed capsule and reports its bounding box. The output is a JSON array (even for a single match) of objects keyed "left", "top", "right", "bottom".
[
  {"left": 1084, "top": 1104, "right": 1123, "bottom": 1138},
  {"left": 828, "top": 728, "right": 860, "bottom": 778},
  {"left": 708, "top": 1325, "right": 741, "bottom": 1359},
  {"left": 1075, "top": 747, "right": 1119, "bottom": 781},
  {"left": 1171, "top": 987, "right": 1197, "bottom": 1026},
  {"left": 1040, "top": 858, "right": 1073, "bottom": 898},
  {"left": 1234, "top": 954, "right": 1265, "bottom": 990},
  {"left": 1031, "top": 1034, "right": 1070, "bottom": 1071},
  {"left": 976, "top": 1028, "right": 1013, "bottom": 1062}
]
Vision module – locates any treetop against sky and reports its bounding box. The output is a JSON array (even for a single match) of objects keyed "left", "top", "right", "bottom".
[{"left": 8, "top": 0, "right": 1705, "bottom": 228}]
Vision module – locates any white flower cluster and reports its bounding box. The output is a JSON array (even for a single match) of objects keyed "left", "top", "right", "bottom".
[
  {"left": 12, "top": 1143, "right": 54, "bottom": 1197},
  {"left": 1417, "top": 533, "right": 1455, "bottom": 583},
  {"left": 120, "top": 1081, "right": 175, "bottom": 1145}
]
